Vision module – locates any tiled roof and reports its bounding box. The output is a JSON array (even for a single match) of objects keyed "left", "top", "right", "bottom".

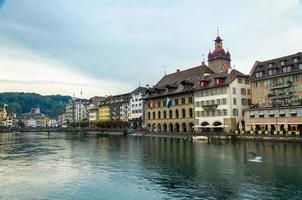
[
  {"left": 155, "top": 64, "right": 214, "bottom": 87},
  {"left": 193, "top": 69, "right": 249, "bottom": 91},
  {"left": 250, "top": 52, "right": 302, "bottom": 80}
]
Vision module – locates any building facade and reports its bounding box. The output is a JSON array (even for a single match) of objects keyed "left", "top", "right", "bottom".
[
  {"left": 194, "top": 69, "right": 251, "bottom": 132},
  {"left": 245, "top": 52, "right": 302, "bottom": 132},
  {"left": 129, "top": 87, "right": 147, "bottom": 128},
  {"left": 144, "top": 63, "right": 214, "bottom": 133}
]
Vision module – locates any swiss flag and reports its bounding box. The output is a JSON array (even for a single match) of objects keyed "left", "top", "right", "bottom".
[{"left": 148, "top": 100, "right": 155, "bottom": 109}]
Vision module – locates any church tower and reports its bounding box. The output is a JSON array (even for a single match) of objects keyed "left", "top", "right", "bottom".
[{"left": 208, "top": 30, "right": 231, "bottom": 73}]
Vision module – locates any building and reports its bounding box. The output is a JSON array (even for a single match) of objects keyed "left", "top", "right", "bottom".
[
  {"left": 18, "top": 108, "right": 48, "bottom": 128},
  {"left": 144, "top": 63, "right": 214, "bottom": 133},
  {"left": 56, "top": 110, "right": 66, "bottom": 128},
  {"left": 245, "top": 52, "right": 302, "bottom": 132},
  {"left": 128, "top": 87, "right": 147, "bottom": 129},
  {"left": 64, "top": 98, "right": 89, "bottom": 124},
  {"left": 194, "top": 69, "right": 251, "bottom": 132},
  {"left": 98, "top": 102, "right": 110, "bottom": 121},
  {"left": 0, "top": 105, "right": 8, "bottom": 127},
  {"left": 87, "top": 96, "right": 105, "bottom": 122}
]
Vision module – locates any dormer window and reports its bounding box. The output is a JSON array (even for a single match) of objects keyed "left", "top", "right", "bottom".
[
  {"left": 268, "top": 63, "right": 274, "bottom": 68},
  {"left": 268, "top": 69, "right": 277, "bottom": 75},
  {"left": 294, "top": 58, "right": 299, "bottom": 63},
  {"left": 199, "top": 80, "right": 209, "bottom": 87},
  {"left": 255, "top": 71, "right": 263, "bottom": 78},
  {"left": 280, "top": 61, "right": 285, "bottom": 66},
  {"left": 215, "top": 77, "right": 225, "bottom": 85},
  {"left": 282, "top": 65, "right": 291, "bottom": 73}
]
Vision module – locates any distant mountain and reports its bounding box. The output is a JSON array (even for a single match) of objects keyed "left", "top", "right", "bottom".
[{"left": 0, "top": 92, "right": 71, "bottom": 118}]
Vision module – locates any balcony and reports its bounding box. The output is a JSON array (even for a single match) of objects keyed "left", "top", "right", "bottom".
[
  {"left": 269, "top": 81, "right": 292, "bottom": 89},
  {"left": 202, "top": 104, "right": 218, "bottom": 111}
]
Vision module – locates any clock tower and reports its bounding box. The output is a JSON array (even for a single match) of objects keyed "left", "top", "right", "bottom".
[{"left": 208, "top": 31, "right": 231, "bottom": 73}]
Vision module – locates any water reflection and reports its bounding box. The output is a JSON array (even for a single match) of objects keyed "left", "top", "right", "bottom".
[{"left": 0, "top": 133, "right": 301, "bottom": 200}]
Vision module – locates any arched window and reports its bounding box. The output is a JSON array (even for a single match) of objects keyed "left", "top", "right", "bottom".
[
  {"left": 163, "top": 111, "right": 167, "bottom": 119},
  {"left": 153, "top": 112, "right": 156, "bottom": 119},
  {"left": 148, "top": 112, "right": 151, "bottom": 120},
  {"left": 189, "top": 108, "right": 193, "bottom": 118},
  {"left": 169, "top": 110, "right": 173, "bottom": 118},
  {"left": 158, "top": 111, "right": 161, "bottom": 119},
  {"left": 175, "top": 109, "right": 179, "bottom": 118},
  {"left": 182, "top": 109, "right": 186, "bottom": 118}
]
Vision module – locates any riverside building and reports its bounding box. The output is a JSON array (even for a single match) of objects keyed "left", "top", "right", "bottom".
[
  {"left": 245, "top": 52, "right": 302, "bottom": 132},
  {"left": 128, "top": 87, "right": 147, "bottom": 129}
]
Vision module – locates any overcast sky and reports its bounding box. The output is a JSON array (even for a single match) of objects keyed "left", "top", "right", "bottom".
[{"left": 0, "top": 0, "right": 301, "bottom": 98}]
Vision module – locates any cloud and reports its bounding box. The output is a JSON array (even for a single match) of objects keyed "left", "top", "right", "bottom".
[{"left": 0, "top": 0, "right": 301, "bottom": 96}]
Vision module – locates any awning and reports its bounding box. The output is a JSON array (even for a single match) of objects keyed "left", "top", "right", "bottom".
[{"left": 128, "top": 115, "right": 142, "bottom": 120}]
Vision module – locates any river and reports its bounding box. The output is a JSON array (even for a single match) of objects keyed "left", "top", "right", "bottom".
[{"left": 0, "top": 132, "right": 301, "bottom": 200}]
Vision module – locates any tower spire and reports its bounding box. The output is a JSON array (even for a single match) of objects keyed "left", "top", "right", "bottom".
[{"left": 217, "top": 26, "right": 219, "bottom": 37}]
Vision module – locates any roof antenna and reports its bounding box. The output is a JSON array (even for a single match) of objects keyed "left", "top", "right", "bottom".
[
  {"left": 164, "top": 66, "right": 167, "bottom": 76},
  {"left": 217, "top": 26, "right": 220, "bottom": 37},
  {"left": 202, "top": 54, "right": 205, "bottom": 65}
]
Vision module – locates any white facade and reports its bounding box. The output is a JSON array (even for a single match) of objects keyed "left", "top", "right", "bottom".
[
  {"left": 129, "top": 92, "right": 144, "bottom": 119},
  {"left": 65, "top": 100, "right": 89, "bottom": 123},
  {"left": 27, "top": 118, "right": 37, "bottom": 128},
  {"left": 194, "top": 76, "right": 251, "bottom": 131}
]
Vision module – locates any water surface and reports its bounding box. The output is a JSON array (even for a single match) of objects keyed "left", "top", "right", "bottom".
[{"left": 0, "top": 132, "right": 301, "bottom": 200}]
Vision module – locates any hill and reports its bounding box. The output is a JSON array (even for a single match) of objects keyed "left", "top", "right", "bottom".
[{"left": 0, "top": 92, "right": 71, "bottom": 118}]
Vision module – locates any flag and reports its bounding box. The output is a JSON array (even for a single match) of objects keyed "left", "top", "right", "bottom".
[
  {"left": 166, "top": 97, "right": 172, "bottom": 109},
  {"left": 148, "top": 100, "right": 155, "bottom": 109}
]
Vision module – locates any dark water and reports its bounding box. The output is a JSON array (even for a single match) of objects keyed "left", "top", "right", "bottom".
[{"left": 0, "top": 133, "right": 302, "bottom": 200}]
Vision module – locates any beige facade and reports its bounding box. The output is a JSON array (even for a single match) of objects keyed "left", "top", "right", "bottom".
[
  {"left": 145, "top": 94, "right": 196, "bottom": 133},
  {"left": 246, "top": 52, "right": 302, "bottom": 132}
]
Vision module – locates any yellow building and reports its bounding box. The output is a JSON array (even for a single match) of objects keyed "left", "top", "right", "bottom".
[
  {"left": 0, "top": 106, "right": 8, "bottom": 126},
  {"left": 144, "top": 64, "right": 214, "bottom": 133},
  {"left": 98, "top": 105, "right": 110, "bottom": 121}
]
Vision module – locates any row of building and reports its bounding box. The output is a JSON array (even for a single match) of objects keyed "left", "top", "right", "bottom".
[
  {"left": 56, "top": 87, "right": 147, "bottom": 128},
  {"left": 56, "top": 33, "right": 302, "bottom": 134},
  {"left": 0, "top": 106, "right": 54, "bottom": 128}
]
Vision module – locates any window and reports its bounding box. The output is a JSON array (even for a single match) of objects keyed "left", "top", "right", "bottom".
[
  {"left": 283, "top": 66, "right": 291, "bottom": 73},
  {"left": 256, "top": 90, "right": 260, "bottom": 97},
  {"left": 233, "top": 109, "right": 238, "bottom": 116},
  {"left": 189, "top": 97, "right": 193, "bottom": 104},
  {"left": 201, "top": 111, "right": 205, "bottom": 117},
  {"left": 242, "top": 110, "right": 245, "bottom": 117},
  {"left": 157, "top": 101, "right": 161, "bottom": 107},
  {"left": 181, "top": 98, "right": 186, "bottom": 104},
  {"left": 158, "top": 111, "right": 161, "bottom": 119},
  {"left": 233, "top": 98, "right": 237, "bottom": 105},
  {"left": 217, "top": 110, "right": 221, "bottom": 116},
  {"left": 256, "top": 81, "right": 259, "bottom": 87},
  {"left": 294, "top": 58, "right": 298, "bottom": 63},
  {"left": 196, "top": 101, "right": 200, "bottom": 107},
  {"left": 241, "top": 98, "right": 247, "bottom": 105},
  {"left": 196, "top": 111, "right": 200, "bottom": 117},
  {"left": 241, "top": 88, "right": 246, "bottom": 95},
  {"left": 223, "top": 98, "right": 227, "bottom": 105},
  {"left": 206, "top": 111, "right": 210, "bottom": 117},
  {"left": 152, "top": 112, "right": 156, "bottom": 119},
  {"left": 175, "top": 109, "right": 179, "bottom": 118},
  {"left": 256, "top": 71, "right": 263, "bottom": 78},
  {"left": 281, "top": 61, "right": 285, "bottom": 66},
  {"left": 163, "top": 111, "right": 167, "bottom": 119},
  {"left": 217, "top": 99, "right": 221, "bottom": 105},
  {"left": 238, "top": 78, "right": 243, "bottom": 84},
  {"left": 247, "top": 89, "right": 251, "bottom": 95},
  {"left": 175, "top": 99, "right": 179, "bottom": 105},
  {"left": 189, "top": 108, "right": 193, "bottom": 118},
  {"left": 169, "top": 110, "right": 173, "bottom": 118},
  {"left": 211, "top": 99, "right": 215, "bottom": 105},
  {"left": 248, "top": 99, "right": 251, "bottom": 105},
  {"left": 182, "top": 109, "right": 186, "bottom": 118},
  {"left": 223, "top": 109, "right": 227, "bottom": 116},
  {"left": 233, "top": 87, "right": 236, "bottom": 95},
  {"left": 299, "top": 64, "right": 302, "bottom": 70},
  {"left": 148, "top": 112, "right": 151, "bottom": 120}
]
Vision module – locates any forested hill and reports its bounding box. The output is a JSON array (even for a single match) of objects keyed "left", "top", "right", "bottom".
[{"left": 0, "top": 92, "right": 71, "bottom": 118}]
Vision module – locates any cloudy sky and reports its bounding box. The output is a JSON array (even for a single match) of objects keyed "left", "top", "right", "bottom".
[{"left": 0, "top": 0, "right": 301, "bottom": 98}]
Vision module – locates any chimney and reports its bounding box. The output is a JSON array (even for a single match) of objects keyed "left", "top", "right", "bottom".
[{"left": 176, "top": 69, "right": 180, "bottom": 72}]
